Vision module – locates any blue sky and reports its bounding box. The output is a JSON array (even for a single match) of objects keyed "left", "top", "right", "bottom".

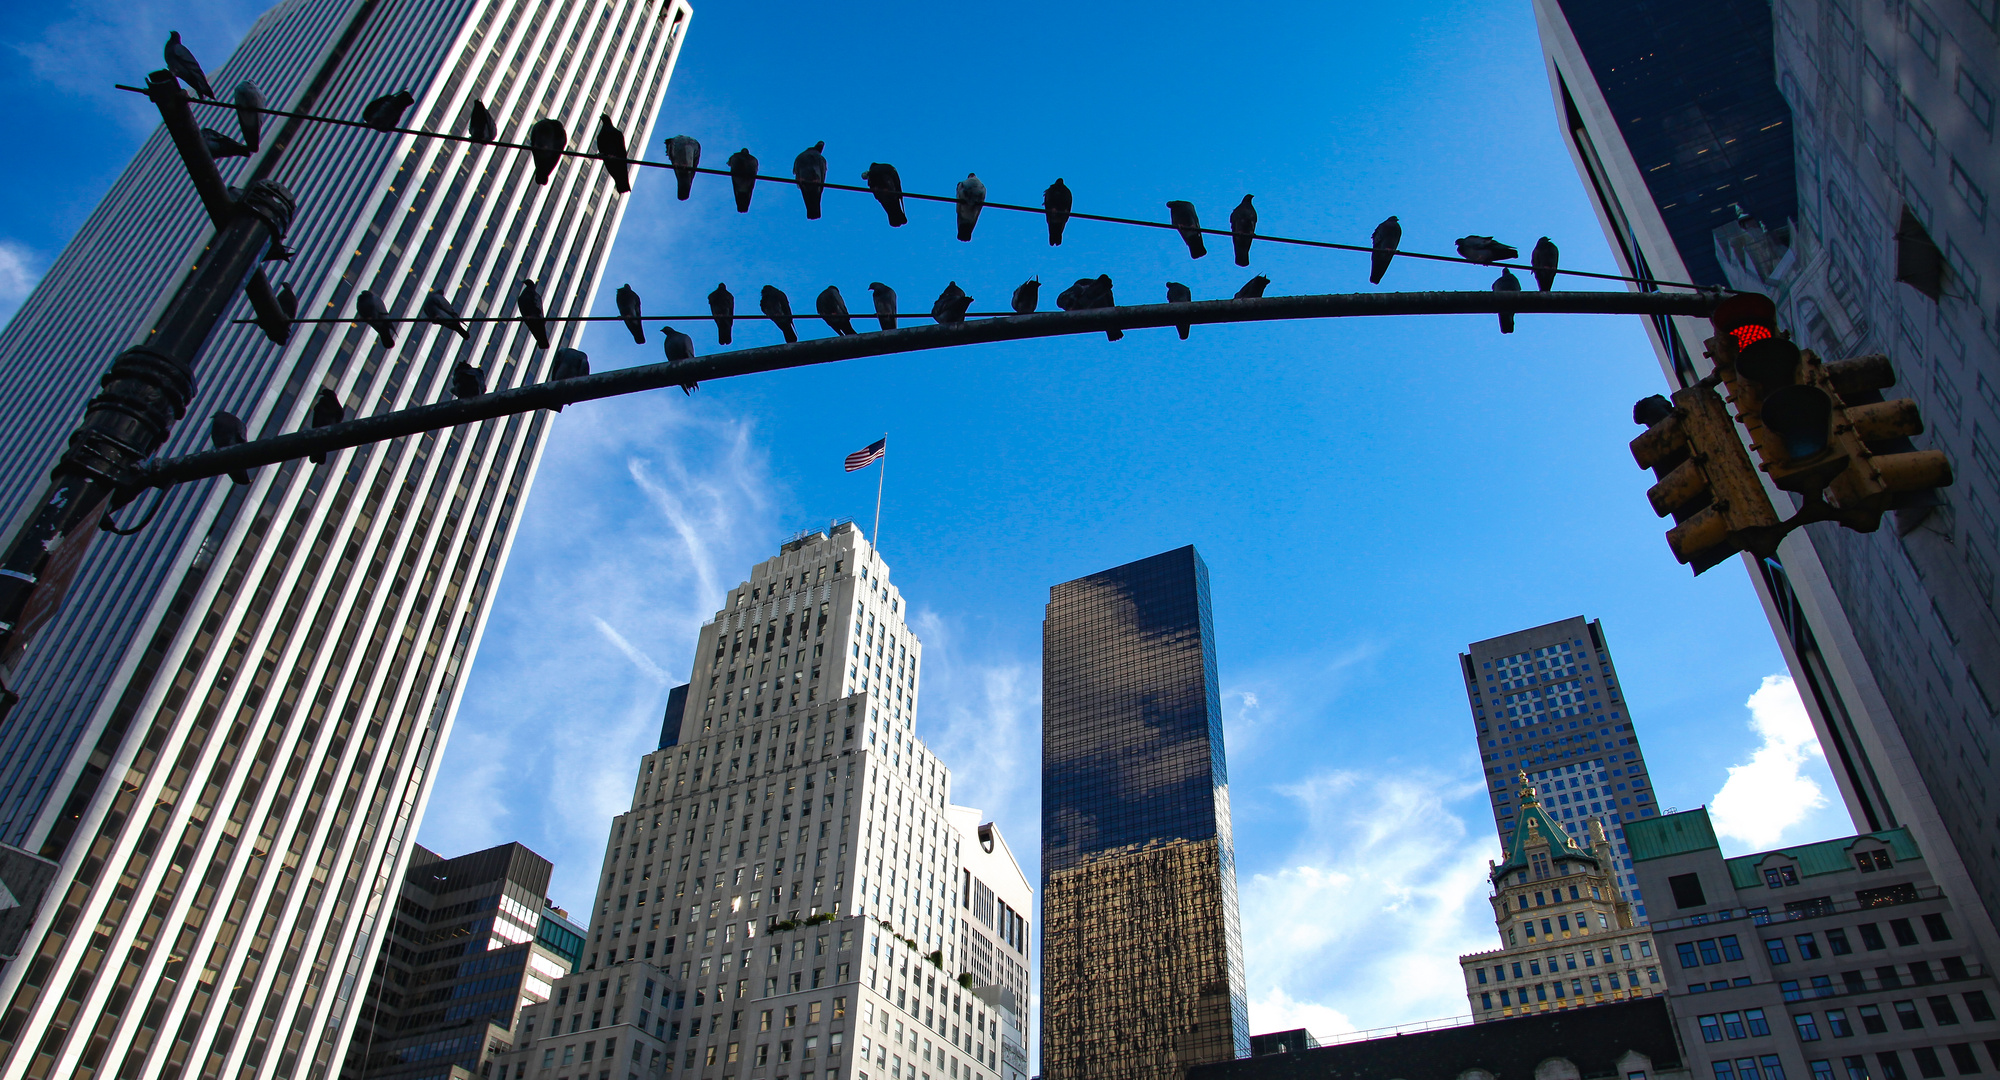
[{"left": 2, "top": 0, "right": 1857, "bottom": 1048}]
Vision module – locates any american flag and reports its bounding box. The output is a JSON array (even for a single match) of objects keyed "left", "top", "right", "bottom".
[{"left": 844, "top": 438, "right": 886, "bottom": 472}]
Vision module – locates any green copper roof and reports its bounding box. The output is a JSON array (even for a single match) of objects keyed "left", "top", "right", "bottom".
[
  {"left": 1627, "top": 809, "right": 1719, "bottom": 862},
  {"left": 1492, "top": 773, "right": 1601, "bottom": 883},
  {"left": 1724, "top": 828, "right": 1923, "bottom": 888}
]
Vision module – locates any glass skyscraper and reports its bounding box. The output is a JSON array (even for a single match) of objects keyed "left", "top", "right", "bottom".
[{"left": 1040, "top": 546, "right": 1247, "bottom": 1080}]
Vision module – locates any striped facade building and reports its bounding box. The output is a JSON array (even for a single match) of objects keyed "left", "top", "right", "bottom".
[{"left": 0, "top": 0, "right": 689, "bottom": 1076}]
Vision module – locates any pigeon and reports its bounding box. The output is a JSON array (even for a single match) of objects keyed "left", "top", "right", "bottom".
[
  {"left": 164, "top": 32, "right": 215, "bottom": 100},
  {"left": 1369, "top": 216, "right": 1402, "bottom": 284},
  {"left": 863, "top": 163, "right": 907, "bottom": 227},
  {"left": 1166, "top": 281, "right": 1192, "bottom": 339},
  {"left": 663, "top": 326, "right": 699, "bottom": 394},
  {"left": 1230, "top": 195, "right": 1257, "bottom": 267},
  {"left": 1167, "top": 201, "right": 1207, "bottom": 259},
  {"left": 1056, "top": 276, "right": 1120, "bottom": 340},
  {"left": 868, "top": 282, "right": 898, "bottom": 331},
  {"left": 665, "top": 135, "right": 701, "bottom": 200},
  {"left": 956, "top": 173, "right": 986, "bottom": 241},
  {"left": 728, "top": 148, "right": 758, "bottom": 212},
  {"left": 307, "top": 387, "right": 345, "bottom": 463},
  {"left": 548, "top": 348, "right": 589, "bottom": 410},
  {"left": 1235, "top": 274, "right": 1271, "bottom": 299},
  {"left": 931, "top": 282, "right": 973, "bottom": 326},
  {"left": 1043, "top": 178, "right": 1072, "bottom": 246},
  {"left": 202, "top": 129, "right": 251, "bottom": 159},
  {"left": 794, "top": 142, "right": 827, "bottom": 219},
  {"left": 1010, "top": 278, "right": 1040, "bottom": 315},
  {"left": 362, "top": 90, "right": 414, "bottom": 132},
  {"left": 1455, "top": 235, "right": 1519, "bottom": 264},
  {"left": 761, "top": 286, "right": 797, "bottom": 343},
  {"left": 616, "top": 284, "right": 644, "bottom": 344},
  {"left": 356, "top": 290, "right": 396, "bottom": 347},
  {"left": 1531, "top": 237, "right": 1560, "bottom": 292},
  {"left": 421, "top": 290, "right": 468, "bottom": 338},
  {"left": 210, "top": 411, "right": 250, "bottom": 484},
  {"left": 233, "top": 81, "right": 264, "bottom": 151},
  {"left": 517, "top": 279, "right": 549, "bottom": 348},
  {"left": 528, "top": 119, "right": 568, "bottom": 186},
  {"left": 450, "top": 361, "right": 485, "bottom": 399},
  {"left": 708, "top": 283, "right": 735, "bottom": 344},
  {"left": 1633, "top": 394, "right": 1675, "bottom": 427},
  {"left": 275, "top": 282, "right": 299, "bottom": 320},
  {"left": 595, "top": 116, "right": 631, "bottom": 193},
  {"left": 816, "top": 286, "right": 857, "bottom": 336},
  {"left": 468, "top": 100, "right": 496, "bottom": 143},
  {"left": 1493, "top": 268, "right": 1522, "bottom": 334}
]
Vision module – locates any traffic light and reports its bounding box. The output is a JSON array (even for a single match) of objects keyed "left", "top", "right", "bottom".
[{"left": 1630, "top": 386, "right": 1781, "bottom": 572}]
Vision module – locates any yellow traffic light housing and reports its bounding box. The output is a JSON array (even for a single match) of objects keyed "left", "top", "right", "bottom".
[{"left": 1631, "top": 386, "right": 1781, "bottom": 572}]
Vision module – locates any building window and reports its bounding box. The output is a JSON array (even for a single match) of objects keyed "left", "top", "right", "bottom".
[
  {"left": 1721, "top": 936, "right": 1745, "bottom": 961},
  {"left": 1481, "top": 992, "right": 1492, "bottom": 1010},
  {"left": 1922, "top": 915, "right": 1952, "bottom": 942},
  {"left": 1767, "top": 940, "right": 1793, "bottom": 964},
  {"left": 1724, "top": 1013, "right": 1749, "bottom": 1040},
  {"left": 1811, "top": 1062, "right": 1836, "bottom": 1080},
  {"left": 1766, "top": 867, "right": 1800, "bottom": 888},
  {"left": 1701, "top": 940, "right": 1724, "bottom": 964},
  {"left": 1928, "top": 996, "right": 1960, "bottom": 1025},
  {"left": 1761, "top": 1055, "right": 1789, "bottom": 1080},
  {"left": 1827, "top": 1010, "right": 1852, "bottom": 1037},
  {"left": 1895, "top": 1001, "right": 1924, "bottom": 1030},
  {"left": 1681, "top": 943, "right": 1703, "bottom": 968},
  {"left": 1958, "top": 68, "right": 1995, "bottom": 129},
  {"left": 1795, "top": 1014, "right": 1822, "bottom": 1041},
  {"left": 1827, "top": 929, "right": 1852, "bottom": 955},
  {"left": 1748, "top": 1009, "right": 1772, "bottom": 1036},
  {"left": 1798, "top": 935, "right": 1822, "bottom": 960},
  {"left": 1965, "top": 991, "right": 1996, "bottom": 1022}
]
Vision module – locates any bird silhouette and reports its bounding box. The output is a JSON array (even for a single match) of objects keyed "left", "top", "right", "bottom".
[
  {"left": 450, "top": 361, "right": 484, "bottom": 399},
  {"left": 164, "top": 32, "right": 215, "bottom": 100},
  {"left": 1230, "top": 195, "right": 1257, "bottom": 267},
  {"left": 794, "top": 142, "right": 827, "bottom": 219},
  {"left": 356, "top": 290, "right": 396, "bottom": 347},
  {"left": 728, "top": 149, "right": 759, "bottom": 212},
  {"left": 1044, "top": 179, "right": 1072, "bottom": 246},
  {"left": 1166, "top": 281, "right": 1193, "bottom": 339},
  {"left": 1011, "top": 278, "right": 1040, "bottom": 315},
  {"left": 1167, "top": 201, "right": 1207, "bottom": 259},
  {"left": 761, "top": 286, "right": 797, "bottom": 343},
  {"left": 1531, "top": 238, "right": 1560, "bottom": 292},
  {"left": 275, "top": 282, "right": 299, "bottom": 320},
  {"left": 1235, "top": 274, "right": 1271, "bottom": 299},
  {"left": 1057, "top": 276, "right": 1121, "bottom": 340},
  {"left": 549, "top": 348, "right": 589, "bottom": 410},
  {"left": 863, "top": 163, "right": 907, "bottom": 227},
  {"left": 956, "top": 173, "right": 986, "bottom": 241},
  {"left": 666, "top": 135, "right": 701, "bottom": 200},
  {"left": 1493, "top": 268, "right": 1522, "bottom": 334},
  {"left": 662, "top": 326, "right": 696, "bottom": 363},
  {"left": 931, "top": 283, "right": 973, "bottom": 325},
  {"left": 517, "top": 279, "right": 549, "bottom": 348},
  {"left": 362, "top": 90, "right": 414, "bottom": 132},
  {"left": 1633, "top": 395, "right": 1674, "bottom": 427},
  {"left": 595, "top": 116, "right": 631, "bottom": 193},
  {"left": 528, "top": 119, "right": 566, "bottom": 184},
  {"left": 818, "top": 286, "right": 857, "bottom": 336},
  {"left": 232, "top": 82, "right": 264, "bottom": 151},
  {"left": 201, "top": 129, "right": 251, "bottom": 159},
  {"left": 210, "top": 411, "right": 250, "bottom": 484},
  {"left": 421, "top": 290, "right": 468, "bottom": 338},
  {"left": 468, "top": 100, "right": 496, "bottom": 143},
  {"left": 616, "top": 284, "right": 644, "bottom": 344},
  {"left": 1370, "top": 216, "right": 1402, "bottom": 284},
  {"left": 868, "top": 283, "right": 897, "bottom": 331},
  {"left": 1456, "top": 235, "right": 1519, "bottom": 264},
  {"left": 709, "top": 283, "right": 735, "bottom": 344},
  {"left": 307, "top": 388, "right": 344, "bottom": 463}
]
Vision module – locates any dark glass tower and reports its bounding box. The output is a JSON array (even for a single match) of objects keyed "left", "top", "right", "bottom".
[{"left": 1040, "top": 546, "right": 1248, "bottom": 1080}]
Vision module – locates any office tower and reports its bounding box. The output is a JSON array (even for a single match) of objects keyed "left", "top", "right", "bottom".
[
  {"left": 344, "top": 842, "right": 582, "bottom": 1079},
  {"left": 1532, "top": 0, "right": 2000, "bottom": 953},
  {"left": 492, "top": 523, "right": 1029, "bottom": 1080},
  {"left": 0, "top": 0, "right": 690, "bottom": 1074},
  {"left": 945, "top": 810, "right": 1030, "bottom": 1080},
  {"left": 1462, "top": 617, "right": 1660, "bottom": 918},
  {"left": 1040, "top": 546, "right": 1249, "bottom": 1080}
]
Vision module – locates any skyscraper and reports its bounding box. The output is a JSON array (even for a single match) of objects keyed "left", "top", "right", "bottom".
[
  {"left": 1461, "top": 617, "right": 1659, "bottom": 918},
  {"left": 1040, "top": 546, "right": 1248, "bottom": 1080},
  {"left": 0, "top": 0, "right": 689, "bottom": 1074}
]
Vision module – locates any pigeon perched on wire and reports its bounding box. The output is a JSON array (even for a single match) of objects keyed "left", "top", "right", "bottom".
[
  {"left": 450, "top": 361, "right": 484, "bottom": 399},
  {"left": 931, "top": 283, "right": 973, "bottom": 325},
  {"left": 1230, "top": 195, "right": 1257, "bottom": 267},
  {"left": 517, "top": 279, "right": 549, "bottom": 348},
  {"left": 468, "top": 100, "right": 496, "bottom": 143},
  {"left": 663, "top": 326, "right": 698, "bottom": 393},
  {"left": 1493, "top": 268, "right": 1522, "bottom": 334},
  {"left": 868, "top": 283, "right": 897, "bottom": 331},
  {"left": 1456, "top": 235, "right": 1518, "bottom": 264},
  {"left": 1370, "top": 216, "right": 1402, "bottom": 284},
  {"left": 202, "top": 129, "right": 251, "bottom": 159},
  {"left": 761, "top": 286, "right": 797, "bottom": 343},
  {"left": 1166, "top": 281, "right": 1192, "bottom": 339},
  {"left": 616, "top": 284, "right": 644, "bottom": 344},
  {"left": 232, "top": 81, "right": 264, "bottom": 151},
  {"left": 1167, "top": 201, "right": 1207, "bottom": 259},
  {"left": 307, "top": 387, "right": 345, "bottom": 463},
  {"left": 1010, "top": 278, "right": 1040, "bottom": 315},
  {"left": 210, "top": 411, "right": 250, "bottom": 484},
  {"left": 794, "top": 142, "right": 827, "bottom": 219},
  {"left": 817, "top": 286, "right": 857, "bottom": 336},
  {"left": 356, "top": 290, "right": 396, "bottom": 347},
  {"left": 528, "top": 119, "right": 566, "bottom": 184},
  {"left": 1044, "top": 179, "right": 1072, "bottom": 246},
  {"left": 164, "top": 32, "right": 215, "bottom": 100},
  {"left": 1531, "top": 238, "right": 1560, "bottom": 292},
  {"left": 1235, "top": 274, "right": 1271, "bottom": 299},
  {"left": 1056, "top": 276, "right": 1120, "bottom": 340},
  {"left": 863, "top": 163, "right": 907, "bottom": 227},
  {"left": 595, "top": 116, "right": 631, "bottom": 193},
  {"left": 728, "top": 149, "right": 758, "bottom": 212},
  {"left": 666, "top": 135, "right": 701, "bottom": 200},
  {"left": 956, "top": 173, "right": 986, "bottom": 241},
  {"left": 362, "top": 90, "right": 414, "bottom": 132},
  {"left": 549, "top": 348, "right": 589, "bottom": 409},
  {"left": 421, "top": 290, "right": 469, "bottom": 338},
  {"left": 709, "top": 283, "right": 735, "bottom": 344}
]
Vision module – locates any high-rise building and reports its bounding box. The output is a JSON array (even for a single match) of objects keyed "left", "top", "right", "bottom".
[
  {"left": 1461, "top": 617, "right": 1661, "bottom": 917},
  {"left": 344, "top": 842, "right": 582, "bottom": 1080},
  {"left": 1040, "top": 546, "right": 1248, "bottom": 1080},
  {"left": 491, "top": 523, "right": 1029, "bottom": 1080},
  {"left": 1531, "top": 0, "right": 2000, "bottom": 953},
  {"left": 0, "top": 0, "right": 690, "bottom": 1074}
]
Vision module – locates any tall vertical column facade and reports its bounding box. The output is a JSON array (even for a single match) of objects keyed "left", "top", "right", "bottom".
[
  {"left": 1039, "top": 546, "right": 1248, "bottom": 1080},
  {"left": 0, "top": 0, "right": 690, "bottom": 1075},
  {"left": 1461, "top": 617, "right": 1660, "bottom": 919}
]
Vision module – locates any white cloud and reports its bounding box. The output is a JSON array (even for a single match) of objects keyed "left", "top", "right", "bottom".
[
  {"left": 1248, "top": 985, "right": 1356, "bottom": 1042},
  {"left": 14, "top": 2, "right": 264, "bottom": 129},
  {"left": 0, "top": 242, "right": 42, "bottom": 326},
  {"left": 1709, "top": 674, "right": 1828, "bottom": 849},
  {"left": 908, "top": 607, "right": 1039, "bottom": 846}
]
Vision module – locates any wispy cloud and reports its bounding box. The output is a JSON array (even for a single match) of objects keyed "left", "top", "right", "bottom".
[
  {"left": 13, "top": 1, "right": 263, "bottom": 129},
  {"left": 1709, "top": 674, "right": 1828, "bottom": 849},
  {"left": 910, "top": 607, "right": 1039, "bottom": 846},
  {"left": 0, "top": 241, "right": 43, "bottom": 327}
]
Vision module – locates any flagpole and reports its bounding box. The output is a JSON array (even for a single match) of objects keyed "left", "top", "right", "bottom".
[{"left": 871, "top": 434, "right": 887, "bottom": 552}]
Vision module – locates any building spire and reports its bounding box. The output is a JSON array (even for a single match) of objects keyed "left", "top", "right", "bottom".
[{"left": 1516, "top": 770, "right": 1538, "bottom": 806}]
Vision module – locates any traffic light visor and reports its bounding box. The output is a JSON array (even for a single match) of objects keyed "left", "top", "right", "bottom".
[{"left": 1711, "top": 292, "right": 1778, "bottom": 336}]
